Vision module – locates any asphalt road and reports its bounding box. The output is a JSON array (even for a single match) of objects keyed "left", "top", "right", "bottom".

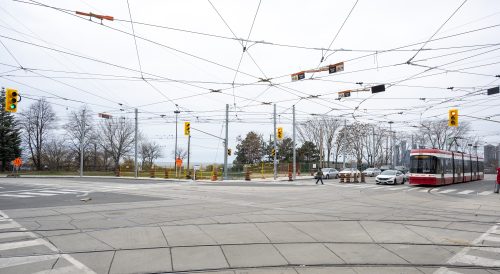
[{"left": 0, "top": 176, "right": 499, "bottom": 274}]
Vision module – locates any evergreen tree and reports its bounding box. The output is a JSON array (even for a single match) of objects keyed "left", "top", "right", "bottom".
[{"left": 0, "top": 88, "right": 22, "bottom": 171}]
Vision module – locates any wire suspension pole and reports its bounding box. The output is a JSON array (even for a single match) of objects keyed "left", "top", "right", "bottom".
[
  {"left": 187, "top": 134, "right": 191, "bottom": 179},
  {"left": 223, "top": 104, "right": 229, "bottom": 180},
  {"left": 134, "top": 108, "right": 138, "bottom": 178},
  {"left": 292, "top": 105, "right": 296, "bottom": 180},
  {"left": 273, "top": 104, "right": 277, "bottom": 180},
  {"left": 80, "top": 108, "right": 85, "bottom": 177},
  {"left": 174, "top": 110, "right": 180, "bottom": 178}
]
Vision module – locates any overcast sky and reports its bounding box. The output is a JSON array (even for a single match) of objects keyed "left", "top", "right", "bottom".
[{"left": 1, "top": 0, "right": 499, "bottom": 164}]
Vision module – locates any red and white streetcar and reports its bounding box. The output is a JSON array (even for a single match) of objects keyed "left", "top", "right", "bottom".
[{"left": 409, "top": 149, "right": 484, "bottom": 185}]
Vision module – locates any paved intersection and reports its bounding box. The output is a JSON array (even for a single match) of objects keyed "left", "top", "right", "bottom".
[{"left": 0, "top": 176, "right": 499, "bottom": 273}]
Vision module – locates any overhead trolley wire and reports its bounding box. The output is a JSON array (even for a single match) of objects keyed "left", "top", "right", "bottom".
[{"left": 406, "top": 0, "right": 468, "bottom": 64}]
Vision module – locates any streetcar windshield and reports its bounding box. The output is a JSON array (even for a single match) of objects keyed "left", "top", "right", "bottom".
[{"left": 410, "top": 155, "right": 438, "bottom": 174}]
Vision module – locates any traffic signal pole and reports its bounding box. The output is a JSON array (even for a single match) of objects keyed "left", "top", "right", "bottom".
[
  {"left": 134, "top": 108, "right": 138, "bottom": 178},
  {"left": 273, "top": 104, "right": 277, "bottom": 180},
  {"left": 292, "top": 105, "right": 296, "bottom": 180},
  {"left": 80, "top": 109, "right": 85, "bottom": 177},
  {"left": 223, "top": 104, "right": 229, "bottom": 180}
]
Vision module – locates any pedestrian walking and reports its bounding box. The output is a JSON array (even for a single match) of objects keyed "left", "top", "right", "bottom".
[
  {"left": 315, "top": 168, "right": 324, "bottom": 185},
  {"left": 495, "top": 167, "right": 500, "bottom": 194}
]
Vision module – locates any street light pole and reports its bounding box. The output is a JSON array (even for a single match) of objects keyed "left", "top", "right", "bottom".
[
  {"left": 174, "top": 110, "right": 180, "bottom": 177},
  {"left": 389, "top": 121, "right": 394, "bottom": 169}
]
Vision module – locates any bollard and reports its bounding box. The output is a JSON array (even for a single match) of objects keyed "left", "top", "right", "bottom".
[
  {"left": 211, "top": 168, "right": 218, "bottom": 181},
  {"left": 164, "top": 168, "right": 169, "bottom": 179},
  {"left": 354, "top": 172, "right": 359, "bottom": 183},
  {"left": 340, "top": 174, "right": 344, "bottom": 183},
  {"left": 360, "top": 172, "right": 365, "bottom": 183},
  {"left": 346, "top": 173, "right": 351, "bottom": 183}
]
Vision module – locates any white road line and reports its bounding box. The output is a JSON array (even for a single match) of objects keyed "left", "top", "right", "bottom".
[
  {"left": 0, "top": 210, "right": 96, "bottom": 273},
  {"left": 434, "top": 267, "right": 462, "bottom": 274},
  {"left": 438, "top": 189, "right": 457, "bottom": 194},
  {"left": 0, "top": 239, "right": 45, "bottom": 251},
  {"left": 406, "top": 188, "right": 418, "bottom": 191},
  {"left": 18, "top": 192, "right": 57, "bottom": 196},
  {"left": 38, "top": 190, "right": 76, "bottom": 194},
  {"left": 419, "top": 188, "right": 429, "bottom": 192},
  {"left": 0, "top": 194, "right": 34, "bottom": 198},
  {"left": 32, "top": 265, "right": 87, "bottom": 274},
  {"left": 0, "top": 254, "right": 60, "bottom": 268},
  {"left": 478, "top": 191, "right": 493, "bottom": 196},
  {"left": 452, "top": 254, "right": 500, "bottom": 267},
  {"left": 457, "top": 190, "right": 475, "bottom": 195},
  {"left": 0, "top": 222, "right": 20, "bottom": 230},
  {"left": 0, "top": 231, "right": 31, "bottom": 239}
]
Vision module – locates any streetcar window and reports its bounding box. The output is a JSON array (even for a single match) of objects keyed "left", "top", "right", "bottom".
[{"left": 410, "top": 155, "right": 439, "bottom": 174}]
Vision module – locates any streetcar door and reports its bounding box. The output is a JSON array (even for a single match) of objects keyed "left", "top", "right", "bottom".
[{"left": 451, "top": 152, "right": 455, "bottom": 184}]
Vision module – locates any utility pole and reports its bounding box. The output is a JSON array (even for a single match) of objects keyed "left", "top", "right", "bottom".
[
  {"left": 273, "top": 104, "right": 277, "bottom": 180},
  {"left": 292, "top": 105, "right": 296, "bottom": 180},
  {"left": 372, "top": 126, "right": 375, "bottom": 168},
  {"left": 134, "top": 108, "right": 138, "bottom": 178},
  {"left": 80, "top": 108, "right": 85, "bottom": 177},
  {"left": 223, "top": 104, "right": 229, "bottom": 180},
  {"left": 174, "top": 110, "right": 180, "bottom": 178},
  {"left": 343, "top": 119, "right": 346, "bottom": 169},
  {"left": 187, "top": 134, "right": 191, "bottom": 179},
  {"left": 319, "top": 127, "right": 323, "bottom": 168},
  {"left": 388, "top": 121, "right": 394, "bottom": 168}
]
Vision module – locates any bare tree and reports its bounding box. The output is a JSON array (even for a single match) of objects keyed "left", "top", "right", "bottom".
[
  {"left": 19, "top": 99, "right": 56, "bottom": 170},
  {"left": 140, "top": 141, "right": 162, "bottom": 169},
  {"left": 65, "top": 105, "right": 94, "bottom": 169},
  {"left": 171, "top": 147, "right": 188, "bottom": 159},
  {"left": 44, "top": 137, "right": 69, "bottom": 171},
  {"left": 335, "top": 126, "right": 349, "bottom": 168},
  {"left": 418, "top": 120, "right": 471, "bottom": 150},
  {"left": 99, "top": 117, "right": 135, "bottom": 170},
  {"left": 345, "top": 122, "right": 368, "bottom": 168},
  {"left": 322, "top": 117, "right": 341, "bottom": 167}
]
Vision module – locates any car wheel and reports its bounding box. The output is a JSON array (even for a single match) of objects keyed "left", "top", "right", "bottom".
[
  {"left": 326, "top": 175, "right": 330, "bottom": 179},
  {"left": 335, "top": 174, "right": 339, "bottom": 179}
]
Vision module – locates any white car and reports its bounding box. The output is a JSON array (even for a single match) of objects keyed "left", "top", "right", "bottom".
[
  {"left": 376, "top": 170, "right": 405, "bottom": 185},
  {"left": 362, "top": 168, "right": 381, "bottom": 177},
  {"left": 319, "top": 168, "right": 339, "bottom": 179},
  {"left": 339, "top": 168, "right": 361, "bottom": 177}
]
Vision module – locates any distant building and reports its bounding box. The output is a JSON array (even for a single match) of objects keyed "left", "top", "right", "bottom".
[{"left": 483, "top": 144, "right": 498, "bottom": 173}]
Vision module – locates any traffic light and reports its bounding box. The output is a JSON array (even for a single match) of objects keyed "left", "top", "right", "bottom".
[
  {"left": 227, "top": 148, "right": 232, "bottom": 156},
  {"left": 184, "top": 122, "right": 190, "bottom": 136},
  {"left": 448, "top": 109, "right": 458, "bottom": 127},
  {"left": 277, "top": 127, "right": 283, "bottom": 140},
  {"left": 4, "top": 88, "right": 19, "bottom": 113},
  {"left": 271, "top": 148, "right": 277, "bottom": 157}
]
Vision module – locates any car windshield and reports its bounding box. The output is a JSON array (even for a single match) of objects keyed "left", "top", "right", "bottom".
[
  {"left": 381, "top": 170, "right": 397, "bottom": 175},
  {"left": 365, "top": 168, "right": 374, "bottom": 171},
  {"left": 321, "top": 168, "right": 330, "bottom": 172}
]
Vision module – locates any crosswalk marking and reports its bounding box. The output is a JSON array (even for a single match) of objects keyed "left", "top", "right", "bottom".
[
  {"left": 0, "top": 232, "right": 30, "bottom": 239},
  {"left": 0, "top": 239, "right": 45, "bottom": 251},
  {"left": 0, "top": 222, "right": 20, "bottom": 230},
  {"left": 478, "top": 191, "right": 493, "bottom": 196},
  {"left": 38, "top": 190, "right": 77, "bottom": 194},
  {"left": 452, "top": 254, "right": 500, "bottom": 267},
  {"left": 0, "top": 194, "right": 34, "bottom": 198},
  {"left": 0, "top": 254, "right": 60, "bottom": 268},
  {"left": 18, "top": 192, "right": 57, "bottom": 196},
  {"left": 419, "top": 189, "right": 429, "bottom": 192},
  {"left": 457, "top": 190, "right": 475, "bottom": 194},
  {"left": 438, "top": 189, "right": 457, "bottom": 194}
]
